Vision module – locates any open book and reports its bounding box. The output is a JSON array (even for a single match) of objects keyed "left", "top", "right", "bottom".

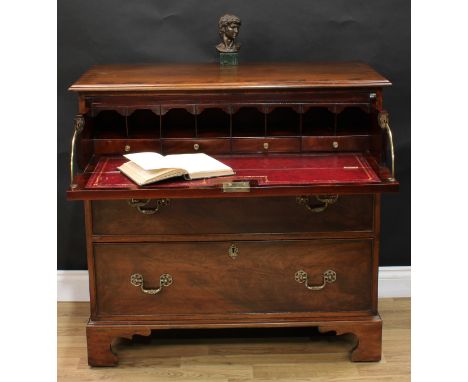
[{"left": 118, "top": 152, "right": 235, "bottom": 186}]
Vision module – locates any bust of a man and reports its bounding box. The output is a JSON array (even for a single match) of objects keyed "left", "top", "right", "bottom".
[{"left": 216, "top": 14, "right": 241, "bottom": 53}]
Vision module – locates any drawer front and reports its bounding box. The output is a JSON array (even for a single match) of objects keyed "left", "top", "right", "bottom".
[
  {"left": 232, "top": 137, "right": 301, "bottom": 153},
  {"left": 92, "top": 195, "right": 374, "bottom": 235},
  {"left": 162, "top": 139, "right": 230, "bottom": 154},
  {"left": 94, "top": 240, "right": 373, "bottom": 317},
  {"left": 93, "top": 139, "right": 162, "bottom": 155},
  {"left": 301, "top": 136, "right": 370, "bottom": 152}
]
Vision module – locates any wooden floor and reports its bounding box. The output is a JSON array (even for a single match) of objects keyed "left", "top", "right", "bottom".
[{"left": 58, "top": 298, "right": 410, "bottom": 381}]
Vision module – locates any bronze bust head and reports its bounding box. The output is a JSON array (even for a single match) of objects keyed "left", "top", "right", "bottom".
[{"left": 216, "top": 14, "right": 241, "bottom": 53}]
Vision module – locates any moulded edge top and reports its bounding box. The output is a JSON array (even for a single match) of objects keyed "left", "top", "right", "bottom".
[{"left": 68, "top": 62, "right": 392, "bottom": 92}]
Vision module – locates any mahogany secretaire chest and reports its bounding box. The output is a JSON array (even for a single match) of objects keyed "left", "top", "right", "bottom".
[{"left": 67, "top": 62, "right": 398, "bottom": 366}]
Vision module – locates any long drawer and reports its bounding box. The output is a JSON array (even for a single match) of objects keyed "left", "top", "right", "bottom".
[
  {"left": 92, "top": 195, "right": 374, "bottom": 236},
  {"left": 93, "top": 239, "right": 373, "bottom": 318}
]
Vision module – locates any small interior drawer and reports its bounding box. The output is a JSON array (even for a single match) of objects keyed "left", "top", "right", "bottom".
[
  {"left": 92, "top": 139, "right": 162, "bottom": 155},
  {"left": 162, "top": 138, "right": 230, "bottom": 154},
  {"left": 301, "top": 136, "right": 371, "bottom": 152},
  {"left": 232, "top": 138, "right": 301, "bottom": 153}
]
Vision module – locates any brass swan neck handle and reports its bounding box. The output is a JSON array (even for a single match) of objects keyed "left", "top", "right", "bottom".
[
  {"left": 130, "top": 273, "right": 173, "bottom": 295},
  {"left": 378, "top": 111, "right": 396, "bottom": 182}
]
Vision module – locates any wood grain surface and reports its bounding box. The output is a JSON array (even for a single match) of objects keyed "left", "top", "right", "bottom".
[
  {"left": 92, "top": 240, "right": 373, "bottom": 318},
  {"left": 91, "top": 195, "right": 374, "bottom": 236},
  {"left": 58, "top": 298, "right": 410, "bottom": 381},
  {"left": 69, "top": 62, "right": 391, "bottom": 92},
  {"left": 67, "top": 62, "right": 398, "bottom": 369}
]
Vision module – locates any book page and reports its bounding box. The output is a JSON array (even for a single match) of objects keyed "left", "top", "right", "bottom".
[
  {"left": 164, "top": 153, "right": 234, "bottom": 179},
  {"left": 118, "top": 161, "right": 186, "bottom": 186},
  {"left": 123, "top": 152, "right": 233, "bottom": 179},
  {"left": 123, "top": 152, "right": 165, "bottom": 171}
]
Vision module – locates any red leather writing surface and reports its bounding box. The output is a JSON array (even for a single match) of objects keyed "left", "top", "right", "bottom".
[{"left": 85, "top": 154, "right": 380, "bottom": 190}]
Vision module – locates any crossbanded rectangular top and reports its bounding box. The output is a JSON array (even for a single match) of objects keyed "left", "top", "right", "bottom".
[{"left": 69, "top": 62, "right": 391, "bottom": 92}]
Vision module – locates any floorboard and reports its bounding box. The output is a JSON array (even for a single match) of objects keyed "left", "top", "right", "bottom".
[{"left": 58, "top": 298, "right": 410, "bottom": 381}]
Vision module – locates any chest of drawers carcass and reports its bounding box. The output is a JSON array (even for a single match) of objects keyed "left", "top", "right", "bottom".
[{"left": 67, "top": 62, "right": 399, "bottom": 366}]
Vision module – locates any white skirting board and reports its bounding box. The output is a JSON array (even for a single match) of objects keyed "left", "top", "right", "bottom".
[{"left": 57, "top": 266, "right": 410, "bottom": 301}]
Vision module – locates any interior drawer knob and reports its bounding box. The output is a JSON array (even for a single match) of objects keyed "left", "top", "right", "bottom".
[
  {"left": 295, "top": 269, "right": 336, "bottom": 291},
  {"left": 193, "top": 143, "right": 200, "bottom": 151},
  {"left": 130, "top": 273, "right": 173, "bottom": 295}
]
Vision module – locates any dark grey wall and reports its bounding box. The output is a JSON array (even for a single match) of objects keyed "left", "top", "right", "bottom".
[{"left": 58, "top": 0, "right": 410, "bottom": 269}]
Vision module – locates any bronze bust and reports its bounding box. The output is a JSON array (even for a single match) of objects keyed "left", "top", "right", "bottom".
[{"left": 216, "top": 14, "right": 241, "bottom": 53}]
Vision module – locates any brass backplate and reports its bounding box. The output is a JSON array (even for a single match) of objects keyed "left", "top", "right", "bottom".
[
  {"left": 222, "top": 181, "right": 250, "bottom": 193},
  {"left": 228, "top": 244, "right": 239, "bottom": 259}
]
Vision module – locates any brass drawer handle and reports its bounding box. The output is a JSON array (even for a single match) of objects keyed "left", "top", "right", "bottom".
[
  {"left": 295, "top": 269, "right": 337, "bottom": 291},
  {"left": 296, "top": 195, "right": 338, "bottom": 213},
  {"left": 127, "top": 199, "right": 170, "bottom": 214},
  {"left": 130, "top": 273, "right": 173, "bottom": 295},
  {"left": 378, "top": 111, "right": 396, "bottom": 182},
  {"left": 70, "top": 114, "right": 84, "bottom": 189}
]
